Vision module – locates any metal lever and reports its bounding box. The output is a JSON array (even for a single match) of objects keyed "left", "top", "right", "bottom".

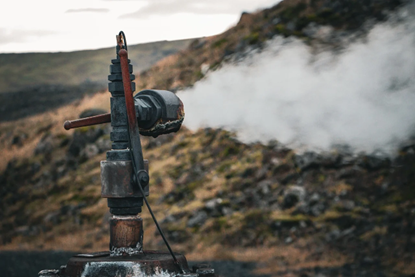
[{"left": 64, "top": 113, "right": 111, "bottom": 130}]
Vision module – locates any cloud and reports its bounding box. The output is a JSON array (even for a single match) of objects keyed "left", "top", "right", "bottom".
[
  {"left": 65, "top": 8, "right": 109, "bottom": 13},
  {"left": 0, "top": 28, "right": 57, "bottom": 45},
  {"left": 121, "top": 0, "right": 278, "bottom": 18}
]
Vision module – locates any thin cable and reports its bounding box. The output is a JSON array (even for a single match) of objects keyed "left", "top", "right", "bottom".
[{"left": 118, "top": 31, "right": 128, "bottom": 51}]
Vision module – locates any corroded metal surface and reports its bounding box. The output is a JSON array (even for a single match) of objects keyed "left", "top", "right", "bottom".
[
  {"left": 51, "top": 31, "right": 216, "bottom": 277},
  {"left": 64, "top": 113, "right": 111, "bottom": 130},
  {"left": 62, "top": 251, "right": 190, "bottom": 277},
  {"left": 110, "top": 215, "right": 144, "bottom": 256},
  {"left": 100, "top": 160, "right": 149, "bottom": 198}
]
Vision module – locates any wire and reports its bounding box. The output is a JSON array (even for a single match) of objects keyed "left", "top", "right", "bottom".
[{"left": 118, "top": 31, "right": 128, "bottom": 51}]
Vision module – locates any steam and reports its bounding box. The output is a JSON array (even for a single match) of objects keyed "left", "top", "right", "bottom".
[{"left": 178, "top": 3, "right": 415, "bottom": 154}]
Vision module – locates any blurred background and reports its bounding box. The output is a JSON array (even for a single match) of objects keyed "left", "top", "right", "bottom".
[{"left": 0, "top": 0, "right": 414, "bottom": 276}]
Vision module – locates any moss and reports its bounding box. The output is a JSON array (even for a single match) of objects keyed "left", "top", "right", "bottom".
[
  {"left": 314, "top": 210, "right": 342, "bottom": 221},
  {"left": 315, "top": 8, "right": 342, "bottom": 26},
  {"left": 194, "top": 70, "right": 204, "bottom": 79},
  {"left": 222, "top": 145, "right": 240, "bottom": 158},
  {"left": 209, "top": 61, "right": 221, "bottom": 71},
  {"left": 244, "top": 32, "right": 260, "bottom": 45},
  {"left": 212, "top": 38, "right": 228, "bottom": 48},
  {"left": 78, "top": 125, "right": 96, "bottom": 133},
  {"left": 279, "top": 2, "right": 307, "bottom": 21},
  {"left": 295, "top": 16, "right": 312, "bottom": 30},
  {"left": 167, "top": 163, "right": 186, "bottom": 179},
  {"left": 274, "top": 24, "right": 291, "bottom": 37},
  {"left": 271, "top": 212, "right": 308, "bottom": 222},
  {"left": 217, "top": 160, "right": 234, "bottom": 173},
  {"left": 360, "top": 226, "right": 387, "bottom": 241},
  {"left": 210, "top": 216, "right": 230, "bottom": 232}
]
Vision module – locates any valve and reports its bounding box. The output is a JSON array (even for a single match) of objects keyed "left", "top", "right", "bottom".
[
  {"left": 63, "top": 89, "right": 184, "bottom": 138},
  {"left": 39, "top": 30, "right": 217, "bottom": 277}
]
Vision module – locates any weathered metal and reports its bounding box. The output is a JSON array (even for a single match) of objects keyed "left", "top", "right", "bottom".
[
  {"left": 61, "top": 251, "right": 190, "bottom": 277},
  {"left": 110, "top": 215, "right": 143, "bottom": 256},
  {"left": 40, "top": 31, "right": 216, "bottom": 277},
  {"left": 64, "top": 113, "right": 111, "bottom": 130},
  {"left": 101, "top": 160, "right": 149, "bottom": 198}
]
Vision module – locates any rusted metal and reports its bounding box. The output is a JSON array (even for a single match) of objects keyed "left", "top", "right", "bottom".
[
  {"left": 44, "top": 31, "right": 217, "bottom": 277},
  {"left": 119, "top": 48, "right": 146, "bottom": 171},
  {"left": 110, "top": 215, "right": 143, "bottom": 256},
  {"left": 62, "top": 251, "right": 190, "bottom": 277},
  {"left": 101, "top": 160, "right": 149, "bottom": 198},
  {"left": 64, "top": 113, "right": 111, "bottom": 130}
]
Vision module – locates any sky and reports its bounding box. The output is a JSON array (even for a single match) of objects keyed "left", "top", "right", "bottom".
[{"left": 0, "top": 0, "right": 279, "bottom": 53}]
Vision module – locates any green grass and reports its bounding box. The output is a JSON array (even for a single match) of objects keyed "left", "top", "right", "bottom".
[{"left": 0, "top": 39, "right": 192, "bottom": 93}]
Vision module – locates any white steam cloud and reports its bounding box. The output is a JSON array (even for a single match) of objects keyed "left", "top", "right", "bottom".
[{"left": 178, "top": 3, "right": 415, "bottom": 155}]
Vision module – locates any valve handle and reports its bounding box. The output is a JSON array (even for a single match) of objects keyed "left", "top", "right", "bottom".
[{"left": 63, "top": 113, "right": 111, "bottom": 130}]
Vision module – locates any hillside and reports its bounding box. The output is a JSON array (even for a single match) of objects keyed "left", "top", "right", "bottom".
[
  {"left": 0, "top": 39, "right": 192, "bottom": 94},
  {"left": 0, "top": 0, "right": 414, "bottom": 276}
]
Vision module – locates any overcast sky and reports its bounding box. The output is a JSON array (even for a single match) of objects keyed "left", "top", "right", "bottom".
[{"left": 0, "top": 0, "right": 279, "bottom": 53}]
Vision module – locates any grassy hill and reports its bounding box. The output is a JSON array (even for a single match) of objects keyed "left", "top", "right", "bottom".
[
  {"left": 0, "top": 39, "right": 192, "bottom": 94},
  {"left": 0, "top": 0, "right": 414, "bottom": 276}
]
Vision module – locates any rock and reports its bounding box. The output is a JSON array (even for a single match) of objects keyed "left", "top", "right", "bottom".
[
  {"left": 221, "top": 207, "right": 233, "bottom": 216},
  {"left": 271, "top": 157, "right": 281, "bottom": 165},
  {"left": 303, "top": 22, "right": 320, "bottom": 37},
  {"left": 283, "top": 186, "right": 306, "bottom": 209},
  {"left": 187, "top": 211, "right": 208, "bottom": 227},
  {"left": 161, "top": 215, "right": 177, "bottom": 224},
  {"left": 43, "top": 211, "right": 60, "bottom": 225},
  {"left": 166, "top": 230, "right": 188, "bottom": 243},
  {"left": 310, "top": 203, "right": 325, "bottom": 217},
  {"left": 309, "top": 193, "right": 320, "bottom": 205},
  {"left": 280, "top": 172, "right": 299, "bottom": 184},
  {"left": 325, "top": 229, "right": 341, "bottom": 241},
  {"left": 205, "top": 198, "right": 223, "bottom": 211},
  {"left": 189, "top": 38, "right": 207, "bottom": 50},
  {"left": 272, "top": 17, "right": 281, "bottom": 25},
  {"left": 15, "top": 225, "right": 30, "bottom": 236},
  {"left": 338, "top": 200, "right": 355, "bottom": 211},
  {"left": 68, "top": 127, "right": 104, "bottom": 157},
  {"left": 335, "top": 167, "right": 362, "bottom": 179},
  {"left": 11, "top": 134, "right": 26, "bottom": 147},
  {"left": 295, "top": 152, "right": 323, "bottom": 170},
  {"left": 34, "top": 135, "right": 54, "bottom": 155},
  {"left": 294, "top": 203, "right": 309, "bottom": 215},
  {"left": 82, "top": 144, "right": 99, "bottom": 159},
  {"left": 257, "top": 180, "right": 271, "bottom": 195},
  {"left": 200, "top": 63, "right": 210, "bottom": 75},
  {"left": 286, "top": 21, "right": 296, "bottom": 31},
  {"left": 285, "top": 237, "right": 293, "bottom": 244},
  {"left": 255, "top": 166, "right": 269, "bottom": 180},
  {"left": 340, "top": 226, "right": 356, "bottom": 237}
]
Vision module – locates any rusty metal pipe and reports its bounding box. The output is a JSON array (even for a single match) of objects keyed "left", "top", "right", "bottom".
[
  {"left": 64, "top": 113, "right": 111, "bottom": 130},
  {"left": 119, "top": 48, "right": 145, "bottom": 171},
  {"left": 110, "top": 215, "right": 143, "bottom": 256}
]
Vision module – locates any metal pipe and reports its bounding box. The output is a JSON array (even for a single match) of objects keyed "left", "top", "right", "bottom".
[{"left": 63, "top": 113, "right": 111, "bottom": 130}]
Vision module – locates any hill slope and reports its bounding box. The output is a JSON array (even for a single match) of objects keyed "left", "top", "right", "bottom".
[
  {"left": 0, "top": 39, "right": 192, "bottom": 94},
  {"left": 0, "top": 0, "right": 414, "bottom": 276}
]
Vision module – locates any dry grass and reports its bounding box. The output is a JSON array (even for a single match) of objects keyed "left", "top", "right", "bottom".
[{"left": 0, "top": 91, "right": 110, "bottom": 171}]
